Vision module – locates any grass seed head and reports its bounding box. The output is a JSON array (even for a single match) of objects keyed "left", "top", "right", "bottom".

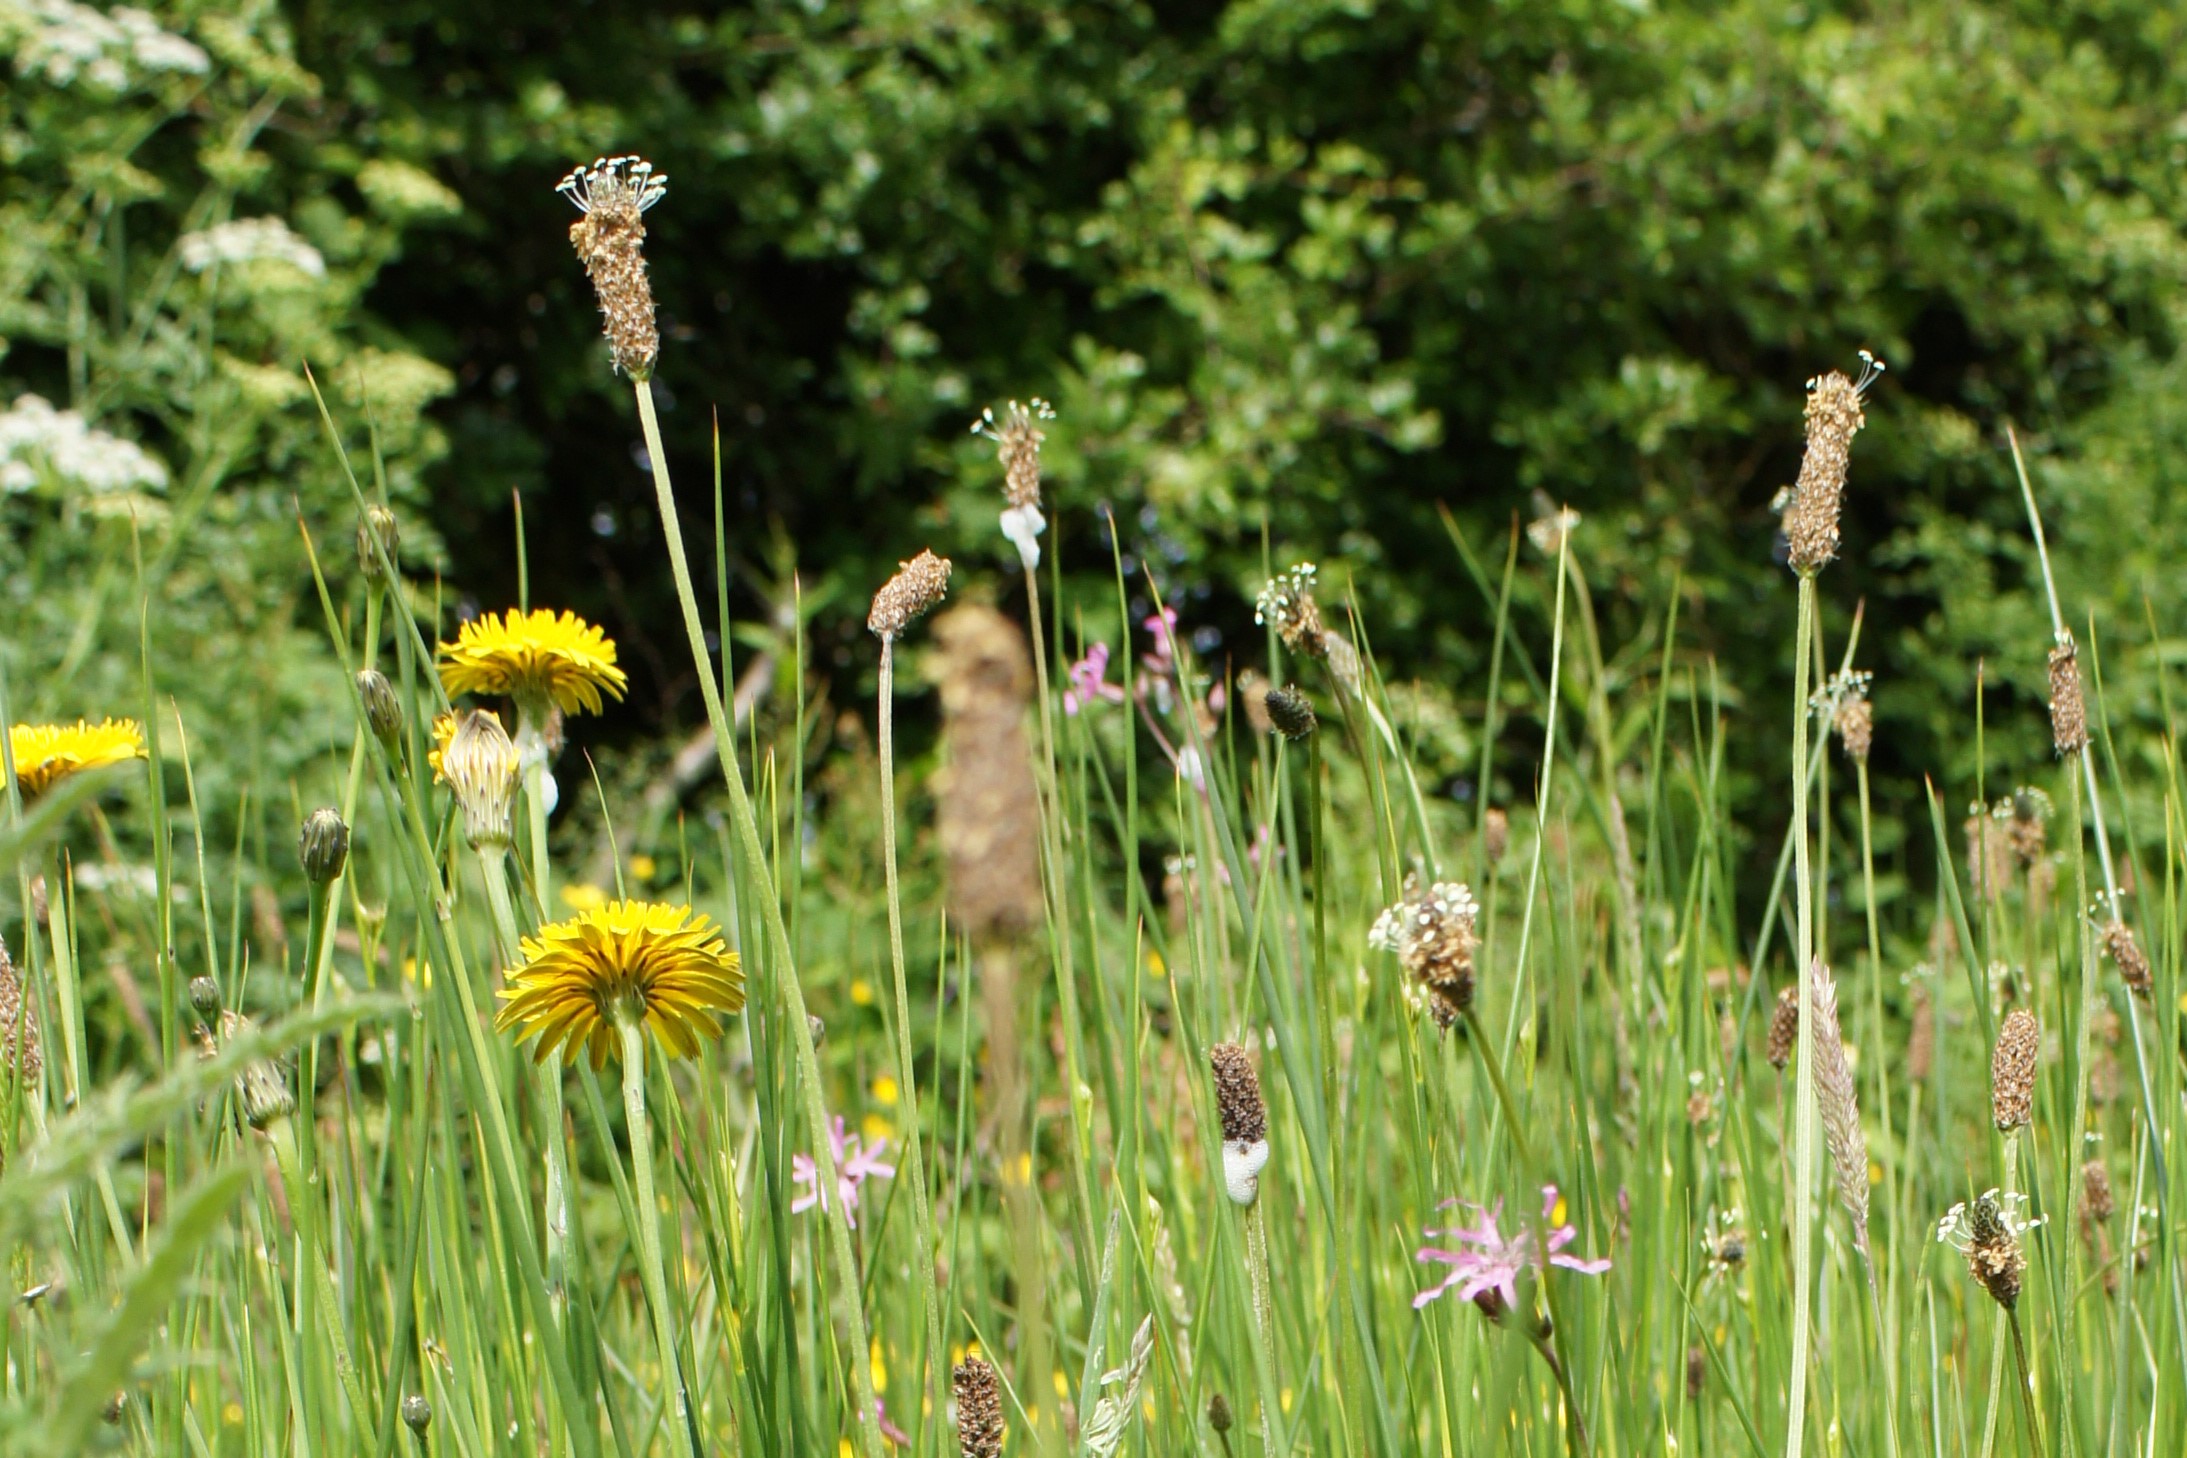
[
  {"left": 2102, "top": 918, "right": 2151, "bottom": 1001},
  {"left": 929, "top": 605, "right": 1043, "bottom": 943},
  {"left": 1370, "top": 876, "right": 1480, "bottom": 1028},
  {"left": 1765, "top": 983, "right": 1799, "bottom": 1070},
  {"left": 1263, "top": 683, "right": 1317, "bottom": 740},
  {"left": 1782, "top": 353, "right": 1881, "bottom": 573},
  {"left": 558, "top": 155, "right": 665, "bottom": 379},
  {"left": 2081, "top": 1159, "right": 2114, "bottom": 1224},
  {"left": 2048, "top": 631, "right": 2089, "bottom": 755},
  {"left": 1210, "top": 1041, "right": 1266, "bottom": 1145},
  {"left": 1991, "top": 1007, "right": 2039, "bottom": 1132},
  {"left": 954, "top": 1355, "right": 1003, "bottom": 1458},
  {"left": 1967, "top": 1195, "right": 2025, "bottom": 1309},
  {"left": 869, "top": 549, "right": 953, "bottom": 640},
  {"left": 0, "top": 937, "right": 43, "bottom": 1083},
  {"left": 1808, "top": 963, "right": 1871, "bottom": 1250}
]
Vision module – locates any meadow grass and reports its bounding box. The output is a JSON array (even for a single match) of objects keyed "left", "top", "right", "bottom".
[{"left": 0, "top": 164, "right": 2181, "bottom": 1458}]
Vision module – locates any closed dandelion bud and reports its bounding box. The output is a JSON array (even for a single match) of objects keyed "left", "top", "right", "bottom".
[
  {"left": 557, "top": 156, "right": 666, "bottom": 380},
  {"left": 442, "top": 709, "right": 520, "bottom": 849},
  {"left": 1209, "top": 1041, "right": 1269, "bottom": 1206},
  {"left": 2102, "top": 919, "right": 2151, "bottom": 1001},
  {"left": 1207, "top": 1393, "right": 1233, "bottom": 1434},
  {"left": 868, "top": 549, "right": 953, "bottom": 640},
  {"left": 400, "top": 1394, "right": 433, "bottom": 1435},
  {"left": 357, "top": 669, "right": 403, "bottom": 749},
  {"left": 1765, "top": 984, "right": 1799, "bottom": 1070},
  {"left": 1782, "top": 353, "right": 1882, "bottom": 573},
  {"left": 1263, "top": 684, "right": 1317, "bottom": 740},
  {"left": 187, "top": 975, "right": 222, "bottom": 1021},
  {"left": 239, "top": 1053, "right": 295, "bottom": 1130},
  {"left": 0, "top": 938, "right": 43, "bottom": 1082},
  {"left": 1990, "top": 1008, "right": 2038, "bottom": 1132},
  {"left": 2048, "top": 632, "right": 2089, "bottom": 755},
  {"left": 299, "top": 808, "right": 349, "bottom": 885},
  {"left": 2081, "top": 1159, "right": 2114, "bottom": 1224},
  {"left": 954, "top": 1355, "right": 1003, "bottom": 1458},
  {"left": 1483, "top": 807, "right": 1509, "bottom": 869},
  {"left": 356, "top": 505, "right": 399, "bottom": 582}
]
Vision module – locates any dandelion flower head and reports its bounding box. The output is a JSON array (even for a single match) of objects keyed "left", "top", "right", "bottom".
[
  {"left": 438, "top": 607, "right": 629, "bottom": 717},
  {"left": 496, "top": 899, "right": 744, "bottom": 1067},
  {"left": 9, "top": 718, "right": 146, "bottom": 798}
]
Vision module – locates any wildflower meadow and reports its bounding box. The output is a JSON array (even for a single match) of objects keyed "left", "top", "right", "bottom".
[{"left": 4, "top": 8, "right": 2187, "bottom": 1458}]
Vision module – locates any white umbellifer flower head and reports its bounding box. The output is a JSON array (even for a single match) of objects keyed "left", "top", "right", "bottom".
[
  {"left": 178, "top": 218, "right": 327, "bottom": 279},
  {"left": 13, "top": 0, "right": 208, "bottom": 88},
  {"left": 0, "top": 394, "right": 168, "bottom": 498},
  {"left": 1221, "top": 1137, "right": 1270, "bottom": 1207}
]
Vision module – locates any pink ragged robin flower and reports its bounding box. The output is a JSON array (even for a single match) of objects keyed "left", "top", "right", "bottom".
[
  {"left": 1063, "top": 641, "right": 1126, "bottom": 715},
  {"left": 791, "top": 1116, "right": 896, "bottom": 1229},
  {"left": 1414, "top": 1184, "right": 1610, "bottom": 1313}
]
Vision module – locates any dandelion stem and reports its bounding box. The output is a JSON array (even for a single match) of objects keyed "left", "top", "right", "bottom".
[{"left": 617, "top": 1014, "right": 701, "bottom": 1458}]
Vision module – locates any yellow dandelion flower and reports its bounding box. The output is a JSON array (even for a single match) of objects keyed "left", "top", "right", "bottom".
[
  {"left": 871, "top": 1073, "right": 900, "bottom": 1106},
  {"left": 495, "top": 899, "right": 744, "bottom": 1068},
  {"left": 8, "top": 718, "right": 145, "bottom": 798},
  {"left": 428, "top": 711, "right": 458, "bottom": 781},
  {"left": 438, "top": 608, "right": 628, "bottom": 716},
  {"left": 630, "top": 853, "right": 657, "bottom": 880}
]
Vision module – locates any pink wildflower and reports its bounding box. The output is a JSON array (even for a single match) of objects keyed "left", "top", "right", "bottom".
[
  {"left": 1142, "top": 607, "right": 1179, "bottom": 676},
  {"left": 791, "top": 1116, "right": 896, "bottom": 1229},
  {"left": 1413, "top": 1184, "right": 1610, "bottom": 1313},
  {"left": 1063, "top": 641, "right": 1125, "bottom": 715}
]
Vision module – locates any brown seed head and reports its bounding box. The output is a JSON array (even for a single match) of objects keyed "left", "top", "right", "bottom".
[
  {"left": 2048, "top": 632, "right": 2089, "bottom": 756},
  {"left": 559, "top": 156, "right": 666, "bottom": 379},
  {"left": 1967, "top": 1195, "right": 2026, "bottom": 1309},
  {"left": 2081, "top": 1159, "right": 2115, "bottom": 1224},
  {"left": 1765, "top": 984, "right": 1799, "bottom": 1070},
  {"left": 1209, "top": 1041, "right": 1266, "bottom": 1145},
  {"left": 2006, "top": 788, "right": 2050, "bottom": 868},
  {"left": 1255, "top": 564, "right": 1329, "bottom": 659},
  {"left": 1370, "top": 876, "right": 1480, "bottom": 1028},
  {"left": 1834, "top": 693, "right": 1873, "bottom": 762},
  {"left": 1783, "top": 355, "right": 1881, "bottom": 573},
  {"left": 1263, "top": 684, "right": 1317, "bottom": 740},
  {"left": 954, "top": 1355, "right": 1003, "bottom": 1458},
  {"left": 929, "top": 605, "right": 1042, "bottom": 944},
  {"left": 974, "top": 399, "right": 1053, "bottom": 510},
  {"left": 868, "top": 549, "right": 953, "bottom": 639},
  {"left": 0, "top": 936, "right": 43, "bottom": 1082},
  {"left": 1483, "top": 807, "right": 1510, "bottom": 869},
  {"left": 1685, "top": 1345, "right": 1708, "bottom": 1399},
  {"left": 2102, "top": 919, "right": 2151, "bottom": 1001},
  {"left": 1207, "top": 1393, "right": 1233, "bottom": 1434},
  {"left": 1907, "top": 982, "right": 1935, "bottom": 1084},
  {"left": 1991, "top": 1008, "right": 2039, "bottom": 1132}
]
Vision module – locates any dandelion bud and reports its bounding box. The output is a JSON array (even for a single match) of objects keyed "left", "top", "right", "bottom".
[
  {"left": 1483, "top": 807, "right": 1510, "bottom": 869},
  {"left": 357, "top": 669, "right": 403, "bottom": 750},
  {"left": 1209, "top": 1041, "right": 1269, "bottom": 1206},
  {"left": 0, "top": 938, "right": 43, "bottom": 1082},
  {"left": 299, "top": 808, "right": 350, "bottom": 885},
  {"left": 187, "top": 975, "right": 222, "bottom": 1021},
  {"left": 868, "top": 549, "right": 953, "bottom": 640},
  {"left": 2048, "top": 631, "right": 2089, "bottom": 756},
  {"left": 954, "top": 1355, "right": 1003, "bottom": 1458},
  {"left": 1764, "top": 984, "right": 1799, "bottom": 1070},
  {"left": 2102, "top": 918, "right": 2150, "bottom": 1001},
  {"left": 1207, "top": 1393, "right": 1233, "bottom": 1434},
  {"left": 239, "top": 1053, "right": 295, "bottom": 1131},
  {"left": 1782, "top": 353, "right": 1881, "bottom": 574},
  {"left": 400, "top": 1394, "right": 433, "bottom": 1435},
  {"left": 1990, "top": 1008, "right": 2038, "bottom": 1132},
  {"left": 557, "top": 156, "right": 666, "bottom": 380},
  {"left": 356, "top": 505, "right": 399, "bottom": 583},
  {"left": 441, "top": 709, "right": 520, "bottom": 849},
  {"left": 1263, "top": 684, "right": 1317, "bottom": 740}
]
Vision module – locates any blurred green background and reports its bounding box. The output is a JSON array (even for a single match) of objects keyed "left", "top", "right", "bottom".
[{"left": 6, "top": 0, "right": 2185, "bottom": 876}]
